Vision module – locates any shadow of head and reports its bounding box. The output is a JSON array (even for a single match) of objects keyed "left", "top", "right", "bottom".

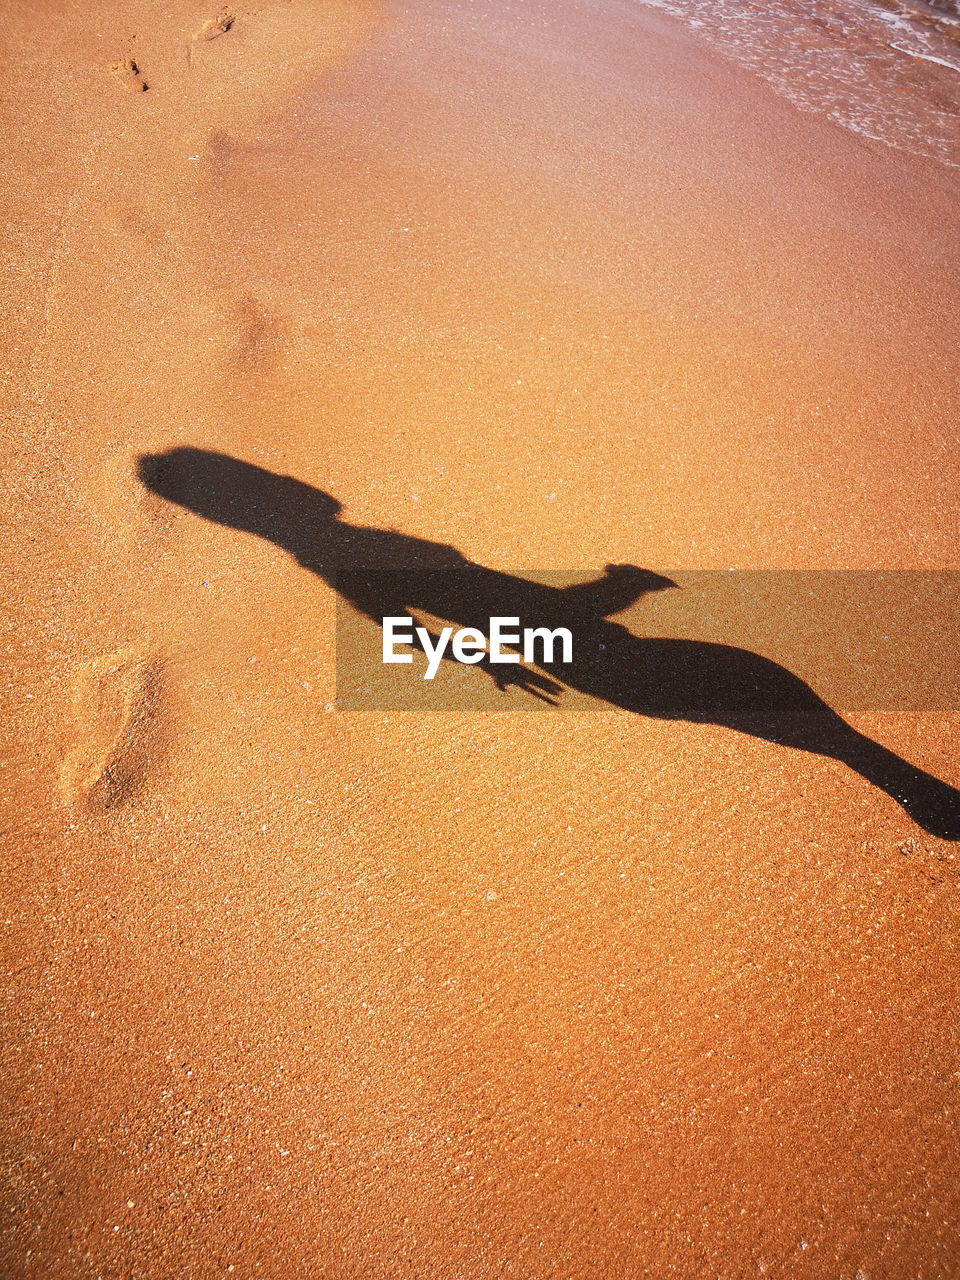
[
  {"left": 606, "top": 565, "right": 678, "bottom": 593},
  {"left": 137, "top": 448, "right": 342, "bottom": 544},
  {"left": 559, "top": 563, "right": 677, "bottom": 619}
]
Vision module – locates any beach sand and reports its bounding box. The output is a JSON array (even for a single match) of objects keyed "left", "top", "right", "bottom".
[{"left": 3, "top": 0, "right": 960, "bottom": 1275}]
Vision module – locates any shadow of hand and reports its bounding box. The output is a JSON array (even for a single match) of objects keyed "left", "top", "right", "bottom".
[{"left": 488, "top": 663, "right": 565, "bottom": 706}]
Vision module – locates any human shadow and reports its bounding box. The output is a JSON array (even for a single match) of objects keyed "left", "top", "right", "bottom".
[{"left": 138, "top": 447, "right": 960, "bottom": 839}]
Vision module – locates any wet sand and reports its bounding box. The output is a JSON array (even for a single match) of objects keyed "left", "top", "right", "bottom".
[{"left": 3, "top": 0, "right": 960, "bottom": 1275}]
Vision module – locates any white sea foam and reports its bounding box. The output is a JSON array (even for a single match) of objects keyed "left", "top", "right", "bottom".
[{"left": 633, "top": 0, "right": 960, "bottom": 168}]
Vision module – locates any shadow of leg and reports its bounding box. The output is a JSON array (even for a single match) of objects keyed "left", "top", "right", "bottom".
[{"left": 757, "top": 713, "right": 960, "bottom": 839}]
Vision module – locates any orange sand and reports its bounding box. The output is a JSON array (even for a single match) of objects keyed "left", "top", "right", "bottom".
[{"left": 3, "top": 0, "right": 960, "bottom": 1276}]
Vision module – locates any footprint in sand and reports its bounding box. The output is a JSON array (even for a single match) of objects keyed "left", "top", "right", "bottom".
[
  {"left": 112, "top": 58, "right": 148, "bottom": 92},
  {"left": 188, "top": 12, "right": 236, "bottom": 67},
  {"left": 195, "top": 11, "right": 235, "bottom": 42},
  {"left": 62, "top": 649, "right": 167, "bottom": 813},
  {"left": 232, "top": 296, "right": 286, "bottom": 374}
]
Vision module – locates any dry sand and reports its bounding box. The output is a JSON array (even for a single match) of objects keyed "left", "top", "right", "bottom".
[{"left": 3, "top": 0, "right": 960, "bottom": 1275}]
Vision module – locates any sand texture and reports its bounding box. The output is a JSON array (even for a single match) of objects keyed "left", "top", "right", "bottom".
[{"left": 3, "top": 0, "right": 960, "bottom": 1276}]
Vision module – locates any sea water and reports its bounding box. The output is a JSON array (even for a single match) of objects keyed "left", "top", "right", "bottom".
[{"left": 633, "top": 0, "right": 960, "bottom": 167}]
